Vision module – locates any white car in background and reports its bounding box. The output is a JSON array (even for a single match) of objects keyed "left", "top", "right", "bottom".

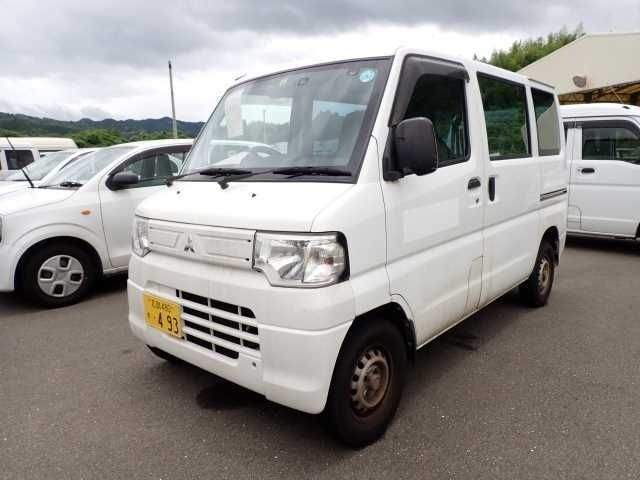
[
  {"left": 0, "top": 139, "right": 192, "bottom": 307},
  {"left": 0, "top": 148, "right": 97, "bottom": 197},
  {"left": 562, "top": 103, "right": 640, "bottom": 239}
]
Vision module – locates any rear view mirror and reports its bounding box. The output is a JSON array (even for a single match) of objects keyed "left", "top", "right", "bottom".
[
  {"left": 393, "top": 117, "right": 439, "bottom": 177},
  {"left": 110, "top": 171, "right": 140, "bottom": 189}
]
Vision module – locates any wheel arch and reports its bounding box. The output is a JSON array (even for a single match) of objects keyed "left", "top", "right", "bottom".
[
  {"left": 541, "top": 225, "right": 560, "bottom": 264},
  {"left": 14, "top": 236, "right": 103, "bottom": 288},
  {"left": 348, "top": 301, "right": 417, "bottom": 364}
]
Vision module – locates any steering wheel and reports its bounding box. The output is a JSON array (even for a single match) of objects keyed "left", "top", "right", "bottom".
[{"left": 247, "top": 145, "right": 284, "bottom": 158}]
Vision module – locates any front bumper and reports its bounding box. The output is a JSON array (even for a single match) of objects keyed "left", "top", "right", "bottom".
[
  {"left": 128, "top": 252, "right": 355, "bottom": 414},
  {"left": 0, "top": 245, "right": 15, "bottom": 292}
]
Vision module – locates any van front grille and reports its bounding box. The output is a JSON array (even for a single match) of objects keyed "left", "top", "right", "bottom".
[{"left": 176, "top": 290, "right": 260, "bottom": 360}]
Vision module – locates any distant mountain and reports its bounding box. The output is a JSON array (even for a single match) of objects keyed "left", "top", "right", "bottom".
[{"left": 0, "top": 112, "right": 204, "bottom": 137}]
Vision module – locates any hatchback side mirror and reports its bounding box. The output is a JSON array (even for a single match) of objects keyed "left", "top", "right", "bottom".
[
  {"left": 393, "top": 117, "right": 439, "bottom": 177},
  {"left": 110, "top": 171, "right": 140, "bottom": 189}
]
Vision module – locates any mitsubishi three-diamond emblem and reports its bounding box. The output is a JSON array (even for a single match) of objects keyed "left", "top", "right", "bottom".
[{"left": 184, "top": 234, "right": 195, "bottom": 253}]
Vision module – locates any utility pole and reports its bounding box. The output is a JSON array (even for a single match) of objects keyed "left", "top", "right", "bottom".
[{"left": 168, "top": 60, "right": 178, "bottom": 138}]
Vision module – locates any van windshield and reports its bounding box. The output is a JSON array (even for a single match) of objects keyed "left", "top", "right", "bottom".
[
  {"left": 40, "top": 146, "right": 135, "bottom": 188},
  {"left": 182, "top": 58, "right": 391, "bottom": 182}
]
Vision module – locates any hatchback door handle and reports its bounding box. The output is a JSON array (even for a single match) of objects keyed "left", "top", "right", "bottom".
[
  {"left": 467, "top": 177, "right": 481, "bottom": 190},
  {"left": 580, "top": 167, "right": 595, "bottom": 174},
  {"left": 488, "top": 176, "right": 496, "bottom": 201}
]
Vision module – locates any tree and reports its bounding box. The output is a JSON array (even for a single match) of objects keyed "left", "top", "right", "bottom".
[
  {"left": 71, "top": 129, "right": 125, "bottom": 147},
  {"left": 477, "top": 25, "right": 585, "bottom": 72}
]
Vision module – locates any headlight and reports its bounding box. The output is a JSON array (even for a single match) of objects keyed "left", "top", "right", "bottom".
[
  {"left": 132, "top": 216, "right": 150, "bottom": 257},
  {"left": 253, "top": 232, "right": 347, "bottom": 288}
]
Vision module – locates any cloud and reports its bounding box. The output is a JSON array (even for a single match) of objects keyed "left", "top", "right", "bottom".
[{"left": 1, "top": 0, "right": 638, "bottom": 120}]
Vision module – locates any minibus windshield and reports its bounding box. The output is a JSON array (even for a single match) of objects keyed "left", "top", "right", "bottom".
[
  {"left": 182, "top": 58, "right": 391, "bottom": 182},
  {"left": 40, "top": 146, "right": 136, "bottom": 188}
]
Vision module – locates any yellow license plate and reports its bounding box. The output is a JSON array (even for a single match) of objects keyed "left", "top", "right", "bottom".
[{"left": 144, "top": 294, "right": 183, "bottom": 338}]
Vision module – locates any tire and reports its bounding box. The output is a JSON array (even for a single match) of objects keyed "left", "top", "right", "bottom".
[
  {"left": 324, "top": 320, "right": 407, "bottom": 448},
  {"left": 19, "top": 242, "right": 97, "bottom": 308},
  {"left": 519, "top": 240, "right": 556, "bottom": 307},
  {"left": 147, "top": 346, "right": 182, "bottom": 364}
]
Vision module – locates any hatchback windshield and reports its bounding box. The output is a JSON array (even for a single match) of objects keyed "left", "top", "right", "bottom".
[
  {"left": 182, "top": 58, "right": 391, "bottom": 181},
  {"left": 0, "top": 150, "right": 76, "bottom": 181},
  {"left": 41, "top": 146, "right": 136, "bottom": 188}
]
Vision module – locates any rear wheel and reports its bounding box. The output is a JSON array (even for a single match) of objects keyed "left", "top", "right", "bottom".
[
  {"left": 519, "top": 240, "right": 555, "bottom": 307},
  {"left": 19, "top": 243, "right": 97, "bottom": 308},
  {"left": 324, "top": 320, "right": 407, "bottom": 448}
]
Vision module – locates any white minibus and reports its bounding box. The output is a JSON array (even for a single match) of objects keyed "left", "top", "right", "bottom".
[{"left": 127, "top": 48, "right": 568, "bottom": 446}]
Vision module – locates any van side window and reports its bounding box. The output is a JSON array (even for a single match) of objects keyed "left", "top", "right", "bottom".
[
  {"left": 477, "top": 74, "right": 530, "bottom": 160},
  {"left": 531, "top": 89, "right": 561, "bottom": 156},
  {"left": 403, "top": 74, "right": 469, "bottom": 166},
  {"left": 5, "top": 149, "right": 35, "bottom": 169},
  {"left": 582, "top": 123, "right": 640, "bottom": 164}
]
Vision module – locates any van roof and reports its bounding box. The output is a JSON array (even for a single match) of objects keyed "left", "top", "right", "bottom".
[
  {"left": 560, "top": 103, "right": 640, "bottom": 119},
  {"left": 3, "top": 137, "right": 77, "bottom": 150},
  {"left": 228, "top": 46, "right": 541, "bottom": 91}
]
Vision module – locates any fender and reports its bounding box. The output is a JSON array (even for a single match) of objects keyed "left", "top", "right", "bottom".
[{"left": 8, "top": 223, "right": 111, "bottom": 288}]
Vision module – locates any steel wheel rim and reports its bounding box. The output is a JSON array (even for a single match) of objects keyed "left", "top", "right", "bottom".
[
  {"left": 350, "top": 346, "right": 391, "bottom": 416},
  {"left": 37, "top": 255, "right": 85, "bottom": 298},
  {"left": 538, "top": 256, "right": 552, "bottom": 294}
]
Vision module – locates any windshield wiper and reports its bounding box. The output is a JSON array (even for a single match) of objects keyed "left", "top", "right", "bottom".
[
  {"left": 166, "top": 167, "right": 252, "bottom": 186},
  {"left": 42, "top": 181, "right": 83, "bottom": 189},
  {"left": 272, "top": 166, "right": 352, "bottom": 178}
]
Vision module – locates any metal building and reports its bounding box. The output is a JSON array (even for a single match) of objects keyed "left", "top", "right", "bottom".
[{"left": 519, "top": 32, "right": 640, "bottom": 105}]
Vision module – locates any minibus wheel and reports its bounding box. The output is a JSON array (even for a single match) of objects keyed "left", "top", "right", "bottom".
[
  {"left": 324, "top": 320, "right": 407, "bottom": 448},
  {"left": 519, "top": 240, "right": 555, "bottom": 307},
  {"left": 19, "top": 243, "right": 96, "bottom": 308}
]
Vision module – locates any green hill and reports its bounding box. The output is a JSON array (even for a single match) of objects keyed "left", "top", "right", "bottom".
[{"left": 0, "top": 112, "right": 204, "bottom": 147}]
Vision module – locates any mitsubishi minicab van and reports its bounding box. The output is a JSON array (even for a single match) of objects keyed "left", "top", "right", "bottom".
[
  {"left": 562, "top": 103, "right": 640, "bottom": 239},
  {"left": 128, "top": 48, "right": 568, "bottom": 447}
]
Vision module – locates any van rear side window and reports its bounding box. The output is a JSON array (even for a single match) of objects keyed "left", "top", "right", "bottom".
[
  {"left": 5, "top": 149, "right": 35, "bottom": 169},
  {"left": 403, "top": 74, "right": 469, "bottom": 166},
  {"left": 478, "top": 74, "right": 530, "bottom": 160},
  {"left": 531, "top": 89, "right": 561, "bottom": 156}
]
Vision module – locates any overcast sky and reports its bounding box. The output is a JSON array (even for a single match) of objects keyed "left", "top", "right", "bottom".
[{"left": 1, "top": 0, "right": 638, "bottom": 122}]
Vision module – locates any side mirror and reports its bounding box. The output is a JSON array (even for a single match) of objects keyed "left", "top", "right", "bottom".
[
  {"left": 393, "top": 117, "right": 439, "bottom": 177},
  {"left": 110, "top": 171, "right": 140, "bottom": 189}
]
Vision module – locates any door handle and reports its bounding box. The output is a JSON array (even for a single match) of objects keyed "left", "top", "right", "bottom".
[
  {"left": 580, "top": 167, "right": 595, "bottom": 174},
  {"left": 488, "top": 177, "right": 496, "bottom": 201},
  {"left": 467, "top": 177, "right": 481, "bottom": 190}
]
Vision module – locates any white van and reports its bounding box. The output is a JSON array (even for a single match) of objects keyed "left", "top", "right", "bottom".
[
  {"left": 562, "top": 103, "right": 640, "bottom": 239},
  {"left": 127, "top": 48, "right": 567, "bottom": 447},
  {"left": 0, "top": 138, "right": 39, "bottom": 171},
  {"left": 0, "top": 139, "right": 192, "bottom": 307},
  {"left": 16, "top": 137, "right": 77, "bottom": 155}
]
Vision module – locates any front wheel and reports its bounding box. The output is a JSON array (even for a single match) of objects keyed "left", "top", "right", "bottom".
[
  {"left": 519, "top": 240, "right": 556, "bottom": 307},
  {"left": 19, "top": 243, "right": 97, "bottom": 308},
  {"left": 324, "top": 320, "right": 407, "bottom": 448}
]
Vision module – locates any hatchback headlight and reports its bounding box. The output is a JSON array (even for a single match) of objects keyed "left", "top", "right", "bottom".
[
  {"left": 253, "top": 232, "right": 347, "bottom": 287},
  {"left": 132, "top": 216, "right": 150, "bottom": 257}
]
